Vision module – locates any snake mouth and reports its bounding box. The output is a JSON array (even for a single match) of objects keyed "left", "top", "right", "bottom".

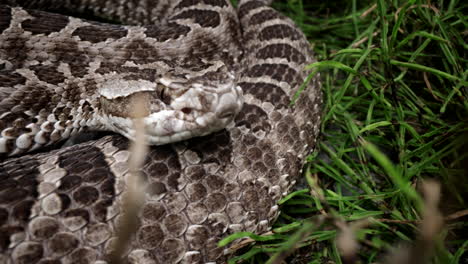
[
  {"left": 101, "top": 107, "right": 238, "bottom": 146},
  {"left": 143, "top": 111, "right": 232, "bottom": 145}
]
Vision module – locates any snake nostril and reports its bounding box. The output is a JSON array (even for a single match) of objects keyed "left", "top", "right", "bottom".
[{"left": 181, "top": 107, "right": 192, "bottom": 114}]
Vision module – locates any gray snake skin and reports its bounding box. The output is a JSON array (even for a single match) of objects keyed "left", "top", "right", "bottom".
[{"left": 0, "top": 0, "right": 322, "bottom": 263}]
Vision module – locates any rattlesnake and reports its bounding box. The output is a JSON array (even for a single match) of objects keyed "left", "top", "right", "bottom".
[{"left": 0, "top": 0, "right": 322, "bottom": 263}]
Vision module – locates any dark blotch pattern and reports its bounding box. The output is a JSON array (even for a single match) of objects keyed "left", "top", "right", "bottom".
[
  {"left": 109, "top": 134, "right": 130, "bottom": 150},
  {"left": 0, "top": 29, "right": 28, "bottom": 69},
  {"left": 257, "top": 43, "right": 306, "bottom": 64},
  {"left": 52, "top": 39, "right": 89, "bottom": 78},
  {"left": 246, "top": 63, "right": 299, "bottom": 85},
  {"left": 259, "top": 24, "right": 302, "bottom": 41},
  {"left": 172, "top": 9, "right": 221, "bottom": 28},
  {"left": 22, "top": 9, "right": 69, "bottom": 35},
  {"left": 12, "top": 200, "right": 35, "bottom": 222},
  {"left": 72, "top": 24, "right": 128, "bottom": 43},
  {"left": 249, "top": 9, "right": 281, "bottom": 25},
  {"left": 176, "top": 0, "right": 228, "bottom": 9},
  {"left": 0, "top": 208, "right": 7, "bottom": 226},
  {"left": 92, "top": 199, "right": 112, "bottom": 223},
  {"left": 122, "top": 39, "right": 161, "bottom": 64},
  {"left": 30, "top": 64, "right": 66, "bottom": 85},
  {"left": 0, "top": 6, "right": 11, "bottom": 34},
  {"left": 57, "top": 144, "right": 115, "bottom": 221},
  {"left": 145, "top": 23, "right": 191, "bottom": 42},
  {"left": 239, "top": 82, "right": 290, "bottom": 109},
  {"left": 0, "top": 141, "right": 119, "bottom": 261},
  {"left": 238, "top": 0, "right": 265, "bottom": 19},
  {"left": 141, "top": 145, "right": 182, "bottom": 193},
  {"left": 0, "top": 156, "right": 39, "bottom": 250},
  {"left": 0, "top": 71, "right": 27, "bottom": 86},
  {"left": 186, "top": 129, "right": 232, "bottom": 165},
  {"left": 235, "top": 104, "right": 271, "bottom": 133},
  {"left": 73, "top": 186, "right": 99, "bottom": 206},
  {"left": 187, "top": 35, "right": 220, "bottom": 61},
  {"left": 0, "top": 84, "right": 57, "bottom": 140}
]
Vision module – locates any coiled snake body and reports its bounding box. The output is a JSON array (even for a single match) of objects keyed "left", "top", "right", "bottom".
[{"left": 0, "top": 0, "right": 322, "bottom": 263}]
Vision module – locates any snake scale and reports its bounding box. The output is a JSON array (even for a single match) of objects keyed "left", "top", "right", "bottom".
[{"left": 0, "top": 0, "right": 322, "bottom": 263}]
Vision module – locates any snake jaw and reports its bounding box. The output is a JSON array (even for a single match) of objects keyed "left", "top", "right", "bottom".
[
  {"left": 142, "top": 80, "right": 243, "bottom": 145},
  {"left": 97, "top": 74, "right": 243, "bottom": 145}
]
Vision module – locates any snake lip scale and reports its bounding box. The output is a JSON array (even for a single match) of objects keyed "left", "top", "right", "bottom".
[{"left": 0, "top": 0, "right": 322, "bottom": 263}]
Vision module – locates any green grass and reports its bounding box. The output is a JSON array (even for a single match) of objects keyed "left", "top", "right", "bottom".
[{"left": 224, "top": 0, "right": 468, "bottom": 263}]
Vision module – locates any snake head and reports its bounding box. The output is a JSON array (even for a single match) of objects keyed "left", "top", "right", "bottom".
[{"left": 97, "top": 64, "right": 243, "bottom": 145}]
